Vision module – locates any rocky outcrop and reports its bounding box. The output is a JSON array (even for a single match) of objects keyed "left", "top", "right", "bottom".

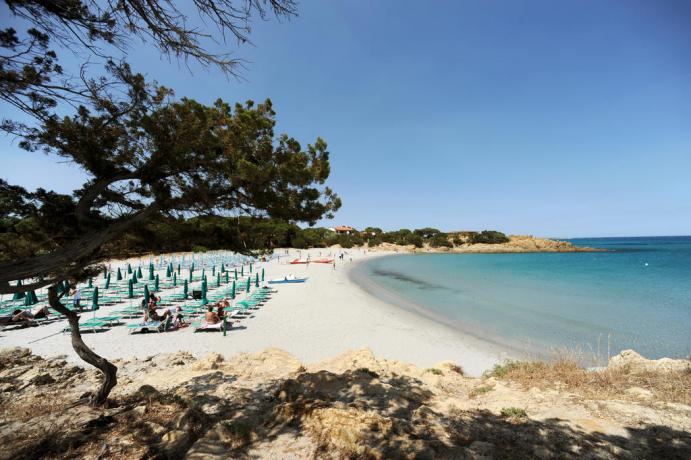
[
  {"left": 0, "top": 347, "right": 688, "bottom": 459},
  {"left": 609, "top": 349, "right": 691, "bottom": 374}
]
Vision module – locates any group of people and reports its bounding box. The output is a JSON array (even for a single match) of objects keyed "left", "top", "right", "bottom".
[
  {"left": 142, "top": 293, "right": 232, "bottom": 328},
  {"left": 1, "top": 305, "right": 51, "bottom": 325}
]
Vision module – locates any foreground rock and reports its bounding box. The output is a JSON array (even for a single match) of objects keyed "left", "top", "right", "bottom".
[{"left": 0, "top": 347, "right": 688, "bottom": 459}]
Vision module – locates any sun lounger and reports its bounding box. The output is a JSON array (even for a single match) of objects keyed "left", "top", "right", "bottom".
[
  {"left": 193, "top": 319, "right": 227, "bottom": 332},
  {"left": 127, "top": 316, "right": 172, "bottom": 334},
  {"left": 63, "top": 319, "right": 108, "bottom": 333}
]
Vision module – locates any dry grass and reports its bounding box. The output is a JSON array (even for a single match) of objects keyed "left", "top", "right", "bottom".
[{"left": 486, "top": 358, "right": 691, "bottom": 405}]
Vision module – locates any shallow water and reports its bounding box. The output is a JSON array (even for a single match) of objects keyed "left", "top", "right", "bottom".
[{"left": 353, "top": 237, "right": 691, "bottom": 361}]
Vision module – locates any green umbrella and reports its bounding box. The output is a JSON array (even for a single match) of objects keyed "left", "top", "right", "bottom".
[
  {"left": 183, "top": 279, "right": 189, "bottom": 298},
  {"left": 143, "top": 284, "right": 150, "bottom": 309},
  {"left": 261, "top": 268, "right": 265, "bottom": 282},
  {"left": 12, "top": 280, "right": 25, "bottom": 300},
  {"left": 234, "top": 268, "right": 238, "bottom": 280},
  {"left": 154, "top": 274, "right": 160, "bottom": 292},
  {"left": 246, "top": 276, "right": 251, "bottom": 293},
  {"left": 216, "top": 273, "right": 221, "bottom": 288},
  {"left": 24, "top": 290, "right": 38, "bottom": 306},
  {"left": 105, "top": 273, "right": 111, "bottom": 290},
  {"left": 132, "top": 272, "right": 138, "bottom": 284},
  {"left": 137, "top": 266, "right": 142, "bottom": 278},
  {"left": 191, "top": 262, "right": 195, "bottom": 271},
  {"left": 189, "top": 267, "right": 194, "bottom": 282},
  {"left": 128, "top": 279, "right": 134, "bottom": 298},
  {"left": 103, "top": 270, "right": 108, "bottom": 280},
  {"left": 177, "top": 264, "right": 181, "bottom": 275},
  {"left": 92, "top": 286, "right": 99, "bottom": 311},
  {"left": 241, "top": 266, "right": 244, "bottom": 276},
  {"left": 249, "top": 263, "right": 253, "bottom": 273},
  {"left": 166, "top": 265, "right": 172, "bottom": 277},
  {"left": 88, "top": 278, "right": 93, "bottom": 288},
  {"left": 221, "top": 263, "right": 225, "bottom": 273},
  {"left": 116, "top": 267, "right": 122, "bottom": 281},
  {"left": 200, "top": 279, "right": 208, "bottom": 305},
  {"left": 127, "top": 263, "right": 132, "bottom": 274},
  {"left": 201, "top": 268, "right": 206, "bottom": 281},
  {"left": 149, "top": 264, "right": 154, "bottom": 280},
  {"left": 231, "top": 281, "right": 236, "bottom": 299},
  {"left": 255, "top": 273, "right": 259, "bottom": 288},
  {"left": 173, "top": 273, "right": 177, "bottom": 287},
  {"left": 212, "top": 266, "right": 215, "bottom": 276},
  {"left": 225, "top": 272, "right": 229, "bottom": 284}
]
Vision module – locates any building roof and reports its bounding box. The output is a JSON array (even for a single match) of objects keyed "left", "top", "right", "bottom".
[{"left": 334, "top": 226, "right": 355, "bottom": 231}]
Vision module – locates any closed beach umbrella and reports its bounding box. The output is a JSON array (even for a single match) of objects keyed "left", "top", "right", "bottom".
[
  {"left": 225, "top": 272, "right": 229, "bottom": 284},
  {"left": 216, "top": 273, "right": 221, "bottom": 287},
  {"left": 143, "top": 284, "right": 150, "bottom": 308},
  {"left": 116, "top": 267, "right": 122, "bottom": 281},
  {"left": 166, "top": 265, "right": 171, "bottom": 278},
  {"left": 92, "top": 286, "right": 99, "bottom": 311},
  {"left": 201, "top": 268, "right": 205, "bottom": 281},
  {"left": 231, "top": 281, "right": 236, "bottom": 299},
  {"left": 24, "top": 290, "right": 38, "bottom": 306},
  {"left": 154, "top": 274, "right": 160, "bottom": 292},
  {"left": 261, "top": 268, "right": 265, "bottom": 282},
  {"left": 189, "top": 267, "right": 194, "bottom": 282},
  {"left": 249, "top": 263, "right": 253, "bottom": 273},
  {"left": 132, "top": 272, "right": 138, "bottom": 284},
  {"left": 221, "top": 263, "right": 225, "bottom": 273},
  {"left": 241, "top": 266, "right": 244, "bottom": 276},
  {"left": 191, "top": 262, "right": 195, "bottom": 271},
  {"left": 177, "top": 264, "right": 181, "bottom": 275},
  {"left": 127, "top": 263, "right": 132, "bottom": 274},
  {"left": 246, "top": 276, "right": 251, "bottom": 293},
  {"left": 88, "top": 278, "right": 93, "bottom": 288},
  {"left": 105, "top": 273, "right": 111, "bottom": 290},
  {"left": 212, "top": 266, "right": 215, "bottom": 276},
  {"left": 137, "top": 266, "right": 142, "bottom": 278},
  {"left": 12, "top": 280, "right": 25, "bottom": 300},
  {"left": 128, "top": 279, "right": 134, "bottom": 298},
  {"left": 255, "top": 273, "right": 259, "bottom": 287},
  {"left": 103, "top": 270, "right": 108, "bottom": 280},
  {"left": 149, "top": 264, "right": 154, "bottom": 280},
  {"left": 234, "top": 268, "right": 238, "bottom": 280},
  {"left": 201, "top": 280, "right": 208, "bottom": 305},
  {"left": 183, "top": 279, "right": 189, "bottom": 298},
  {"left": 173, "top": 273, "right": 177, "bottom": 287}
]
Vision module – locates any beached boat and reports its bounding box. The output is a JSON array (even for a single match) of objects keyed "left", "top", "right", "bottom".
[
  {"left": 268, "top": 276, "right": 308, "bottom": 284},
  {"left": 312, "top": 259, "right": 334, "bottom": 264},
  {"left": 289, "top": 258, "right": 309, "bottom": 264}
]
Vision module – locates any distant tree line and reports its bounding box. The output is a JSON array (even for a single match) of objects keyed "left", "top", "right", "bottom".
[{"left": 97, "top": 218, "right": 511, "bottom": 254}]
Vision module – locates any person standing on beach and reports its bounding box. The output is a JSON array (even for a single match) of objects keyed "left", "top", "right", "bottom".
[{"left": 72, "top": 288, "right": 82, "bottom": 311}]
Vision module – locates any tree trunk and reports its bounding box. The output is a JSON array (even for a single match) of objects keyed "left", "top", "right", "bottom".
[{"left": 47, "top": 285, "right": 117, "bottom": 406}]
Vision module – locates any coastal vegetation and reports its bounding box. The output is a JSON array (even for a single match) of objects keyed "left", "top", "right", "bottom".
[{"left": 0, "top": 0, "right": 336, "bottom": 405}]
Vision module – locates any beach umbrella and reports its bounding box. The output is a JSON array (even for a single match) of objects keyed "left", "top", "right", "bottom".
[
  {"left": 241, "top": 266, "right": 244, "bottom": 276},
  {"left": 105, "top": 273, "right": 111, "bottom": 290},
  {"left": 154, "top": 274, "right": 160, "bottom": 292},
  {"left": 255, "top": 273, "right": 259, "bottom": 288},
  {"left": 234, "top": 268, "right": 238, "bottom": 280},
  {"left": 246, "top": 276, "right": 251, "bottom": 293},
  {"left": 132, "top": 272, "right": 138, "bottom": 284},
  {"left": 231, "top": 281, "right": 236, "bottom": 299},
  {"left": 127, "top": 279, "right": 134, "bottom": 298},
  {"left": 116, "top": 267, "right": 122, "bottom": 281},
  {"left": 249, "top": 263, "right": 253, "bottom": 273},
  {"left": 24, "top": 290, "right": 38, "bottom": 306},
  {"left": 88, "top": 278, "right": 93, "bottom": 288},
  {"left": 92, "top": 286, "right": 99, "bottom": 311},
  {"left": 189, "top": 267, "right": 194, "bottom": 282},
  {"left": 200, "top": 279, "right": 208, "bottom": 305},
  {"left": 127, "top": 263, "right": 132, "bottom": 274},
  {"left": 149, "top": 264, "right": 154, "bottom": 280},
  {"left": 221, "top": 263, "right": 225, "bottom": 273},
  {"left": 261, "top": 268, "right": 265, "bottom": 282},
  {"left": 143, "top": 284, "right": 150, "bottom": 308},
  {"left": 177, "top": 264, "right": 181, "bottom": 275},
  {"left": 12, "top": 280, "right": 25, "bottom": 300},
  {"left": 137, "top": 266, "right": 142, "bottom": 278},
  {"left": 166, "top": 265, "right": 172, "bottom": 278},
  {"left": 212, "top": 266, "right": 215, "bottom": 276},
  {"left": 103, "top": 270, "right": 108, "bottom": 280},
  {"left": 183, "top": 279, "right": 189, "bottom": 298},
  {"left": 191, "top": 262, "right": 195, "bottom": 271},
  {"left": 173, "top": 273, "right": 177, "bottom": 287},
  {"left": 225, "top": 272, "right": 229, "bottom": 284},
  {"left": 216, "top": 273, "right": 221, "bottom": 288},
  {"left": 201, "top": 268, "right": 205, "bottom": 281}
]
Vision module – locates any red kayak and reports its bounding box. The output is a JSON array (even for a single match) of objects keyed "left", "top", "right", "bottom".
[
  {"left": 290, "top": 258, "right": 309, "bottom": 264},
  {"left": 313, "top": 259, "right": 334, "bottom": 264}
]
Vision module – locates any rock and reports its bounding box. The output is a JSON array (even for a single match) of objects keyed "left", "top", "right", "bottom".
[
  {"left": 467, "top": 441, "right": 495, "bottom": 459},
  {"left": 608, "top": 350, "right": 690, "bottom": 373},
  {"left": 131, "top": 405, "right": 147, "bottom": 416},
  {"left": 133, "top": 384, "right": 159, "bottom": 400},
  {"left": 159, "top": 429, "right": 190, "bottom": 458},
  {"left": 193, "top": 353, "right": 224, "bottom": 371},
  {"left": 533, "top": 445, "right": 554, "bottom": 459},
  {"left": 29, "top": 373, "right": 55, "bottom": 386}
]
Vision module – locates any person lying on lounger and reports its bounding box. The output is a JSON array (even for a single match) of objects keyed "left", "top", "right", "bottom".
[
  {"left": 205, "top": 305, "right": 221, "bottom": 324},
  {"left": 10, "top": 306, "right": 49, "bottom": 322},
  {"left": 146, "top": 304, "right": 170, "bottom": 322}
]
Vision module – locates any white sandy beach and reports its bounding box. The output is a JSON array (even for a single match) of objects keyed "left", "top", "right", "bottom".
[{"left": 0, "top": 249, "right": 506, "bottom": 376}]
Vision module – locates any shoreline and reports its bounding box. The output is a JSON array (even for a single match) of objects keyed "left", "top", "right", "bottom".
[{"left": 1, "top": 248, "right": 504, "bottom": 377}]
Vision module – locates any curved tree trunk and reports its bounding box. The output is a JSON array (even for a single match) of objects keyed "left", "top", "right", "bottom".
[{"left": 47, "top": 285, "right": 117, "bottom": 406}]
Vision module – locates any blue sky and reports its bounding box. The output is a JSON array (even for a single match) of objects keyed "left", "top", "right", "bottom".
[{"left": 2, "top": 0, "right": 690, "bottom": 237}]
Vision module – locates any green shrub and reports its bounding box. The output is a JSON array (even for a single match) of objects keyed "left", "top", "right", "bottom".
[
  {"left": 429, "top": 234, "right": 452, "bottom": 248},
  {"left": 426, "top": 368, "right": 443, "bottom": 375},
  {"left": 471, "top": 230, "right": 509, "bottom": 244},
  {"left": 469, "top": 385, "right": 493, "bottom": 398},
  {"left": 500, "top": 407, "right": 527, "bottom": 418}
]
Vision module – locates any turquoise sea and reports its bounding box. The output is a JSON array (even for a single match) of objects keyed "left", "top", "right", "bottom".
[{"left": 352, "top": 237, "right": 691, "bottom": 362}]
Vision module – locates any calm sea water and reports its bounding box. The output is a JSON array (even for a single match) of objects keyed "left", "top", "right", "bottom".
[{"left": 353, "top": 237, "right": 691, "bottom": 361}]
